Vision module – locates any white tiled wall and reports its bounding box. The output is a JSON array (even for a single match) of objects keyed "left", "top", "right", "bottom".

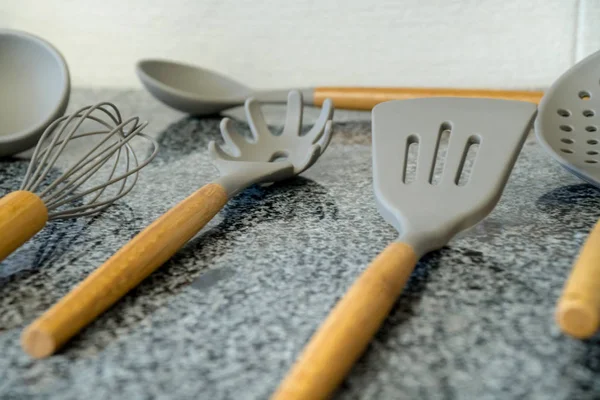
[{"left": 0, "top": 0, "right": 596, "bottom": 90}]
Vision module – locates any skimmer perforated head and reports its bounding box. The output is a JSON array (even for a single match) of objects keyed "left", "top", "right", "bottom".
[
  {"left": 372, "top": 97, "right": 537, "bottom": 256},
  {"left": 535, "top": 49, "right": 600, "bottom": 187}
]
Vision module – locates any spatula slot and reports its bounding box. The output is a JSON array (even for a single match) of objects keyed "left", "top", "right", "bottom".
[
  {"left": 583, "top": 109, "right": 595, "bottom": 117},
  {"left": 586, "top": 126, "right": 597, "bottom": 132},
  {"left": 455, "top": 136, "right": 480, "bottom": 186},
  {"left": 560, "top": 125, "right": 573, "bottom": 132},
  {"left": 403, "top": 134, "right": 419, "bottom": 184},
  {"left": 430, "top": 122, "right": 452, "bottom": 185}
]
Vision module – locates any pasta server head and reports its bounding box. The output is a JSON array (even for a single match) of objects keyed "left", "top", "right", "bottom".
[
  {"left": 535, "top": 49, "right": 600, "bottom": 187},
  {"left": 372, "top": 97, "right": 537, "bottom": 256}
]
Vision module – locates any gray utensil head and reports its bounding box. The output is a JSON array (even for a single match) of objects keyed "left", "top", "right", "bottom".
[
  {"left": 0, "top": 29, "right": 70, "bottom": 157},
  {"left": 372, "top": 97, "right": 537, "bottom": 255},
  {"left": 136, "top": 59, "right": 252, "bottom": 115},
  {"left": 535, "top": 49, "right": 600, "bottom": 188},
  {"left": 208, "top": 90, "right": 333, "bottom": 181}
]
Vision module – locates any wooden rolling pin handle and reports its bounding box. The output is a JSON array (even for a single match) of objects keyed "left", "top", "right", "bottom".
[
  {"left": 271, "top": 242, "right": 418, "bottom": 400},
  {"left": 0, "top": 190, "right": 48, "bottom": 263},
  {"left": 313, "top": 87, "right": 544, "bottom": 110},
  {"left": 21, "top": 183, "right": 228, "bottom": 358},
  {"left": 556, "top": 219, "right": 600, "bottom": 339}
]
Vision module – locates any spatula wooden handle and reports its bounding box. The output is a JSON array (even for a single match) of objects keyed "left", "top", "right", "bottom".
[
  {"left": 313, "top": 87, "right": 543, "bottom": 110},
  {"left": 21, "top": 183, "right": 228, "bottom": 358},
  {"left": 0, "top": 191, "right": 48, "bottom": 263},
  {"left": 556, "top": 220, "right": 600, "bottom": 339},
  {"left": 271, "top": 242, "right": 418, "bottom": 400}
]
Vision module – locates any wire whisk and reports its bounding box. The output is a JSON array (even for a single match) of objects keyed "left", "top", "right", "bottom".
[{"left": 0, "top": 101, "right": 159, "bottom": 262}]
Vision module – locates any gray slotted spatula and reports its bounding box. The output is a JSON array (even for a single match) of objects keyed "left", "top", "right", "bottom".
[
  {"left": 272, "top": 97, "right": 537, "bottom": 400},
  {"left": 535, "top": 49, "right": 600, "bottom": 339}
]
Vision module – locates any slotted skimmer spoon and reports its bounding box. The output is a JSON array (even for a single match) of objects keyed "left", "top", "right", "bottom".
[
  {"left": 21, "top": 90, "right": 334, "bottom": 359},
  {"left": 272, "top": 97, "right": 537, "bottom": 400},
  {"left": 535, "top": 48, "right": 600, "bottom": 339},
  {"left": 136, "top": 58, "right": 543, "bottom": 116}
]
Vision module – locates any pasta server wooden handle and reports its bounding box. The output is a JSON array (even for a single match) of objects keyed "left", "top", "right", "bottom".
[
  {"left": 21, "top": 183, "right": 228, "bottom": 358},
  {"left": 0, "top": 191, "right": 48, "bottom": 263},
  {"left": 271, "top": 242, "right": 418, "bottom": 400},
  {"left": 556, "top": 220, "right": 600, "bottom": 339},
  {"left": 313, "top": 87, "right": 543, "bottom": 110}
]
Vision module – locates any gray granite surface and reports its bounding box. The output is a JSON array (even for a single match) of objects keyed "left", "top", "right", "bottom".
[{"left": 2, "top": 89, "right": 600, "bottom": 399}]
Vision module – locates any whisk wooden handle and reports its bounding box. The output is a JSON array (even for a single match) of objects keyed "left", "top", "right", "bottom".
[
  {"left": 271, "top": 242, "right": 417, "bottom": 400},
  {"left": 21, "top": 183, "right": 228, "bottom": 358},
  {"left": 556, "top": 220, "right": 600, "bottom": 339},
  {"left": 0, "top": 191, "right": 48, "bottom": 263},
  {"left": 313, "top": 87, "right": 544, "bottom": 110}
]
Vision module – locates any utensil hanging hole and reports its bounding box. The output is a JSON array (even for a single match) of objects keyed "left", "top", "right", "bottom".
[
  {"left": 561, "top": 148, "right": 573, "bottom": 154},
  {"left": 430, "top": 122, "right": 452, "bottom": 185},
  {"left": 269, "top": 150, "right": 289, "bottom": 162},
  {"left": 584, "top": 109, "right": 595, "bottom": 117},
  {"left": 561, "top": 138, "right": 574, "bottom": 144},
  {"left": 455, "top": 135, "right": 480, "bottom": 186},
  {"left": 560, "top": 125, "right": 573, "bottom": 132},
  {"left": 587, "top": 150, "right": 598, "bottom": 155},
  {"left": 403, "top": 134, "right": 419, "bottom": 184},
  {"left": 586, "top": 126, "right": 598, "bottom": 132},
  {"left": 580, "top": 91, "right": 591, "bottom": 100},
  {"left": 557, "top": 109, "right": 571, "bottom": 117},
  {"left": 588, "top": 139, "right": 599, "bottom": 145},
  {"left": 585, "top": 159, "right": 598, "bottom": 164}
]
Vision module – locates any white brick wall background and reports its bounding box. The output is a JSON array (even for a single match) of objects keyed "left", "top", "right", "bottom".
[{"left": 0, "top": 0, "right": 597, "bottom": 91}]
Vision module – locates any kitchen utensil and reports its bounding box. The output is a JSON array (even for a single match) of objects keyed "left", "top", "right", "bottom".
[
  {"left": 272, "top": 97, "right": 537, "bottom": 400},
  {"left": 136, "top": 58, "right": 543, "bottom": 116},
  {"left": 21, "top": 90, "right": 334, "bottom": 359},
  {"left": 0, "top": 102, "right": 158, "bottom": 263},
  {"left": 535, "top": 48, "right": 600, "bottom": 339},
  {"left": 0, "top": 29, "right": 70, "bottom": 157}
]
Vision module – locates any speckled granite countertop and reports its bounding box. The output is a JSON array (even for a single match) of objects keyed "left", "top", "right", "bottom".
[{"left": 2, "top": 89, "right": 600, "bottom": 400}]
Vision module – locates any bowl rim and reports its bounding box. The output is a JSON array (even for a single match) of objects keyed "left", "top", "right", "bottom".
[{"left": 0, "top": 28, "right": 70, "bottom": 153}]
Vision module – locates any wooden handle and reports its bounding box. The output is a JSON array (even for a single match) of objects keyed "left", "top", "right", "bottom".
[
  {"left": 21, "top": 183, "right": 228, "bottom": 358},
  {"left": 271, "top": 242, "right": 418, "bottom": 400},
  {"left": 556, "top": 220, "right": 600, "bottom": 338},
  {"left": 313, "top": 87, "right": 544, "bottom": 110},
  {"left": 0, "top": 190, "right": 48, "bottom": 263}
]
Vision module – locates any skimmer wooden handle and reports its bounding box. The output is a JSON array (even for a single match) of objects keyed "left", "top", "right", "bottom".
[
  {"left": 556, "top": 220, "right": 600, "bottom": 339},
  {"left": 313, "top": 87, "right": 543, "bottom": 110},
  {"left": 21, "top": 183, "right": 228, "bottom": 358},
  {"left": 0, "top": 190, "right": 48, "bottom": 263},
  {"left": 271, "top": 242, "right": 418, "bottom": 400}
]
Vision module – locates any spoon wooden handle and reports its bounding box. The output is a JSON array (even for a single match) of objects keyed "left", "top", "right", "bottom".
[
  {"left": 21, "top": 183, "right": 228, "bottom": 358},
  {"left": 313, "top": 87, "right": 543, "bottom": 110},
  {"left": 556, "top": 219, "right": 600, "bottom": 339},
  {"left": 271, "top": 242, "right": 418, "bottom": 400},
  {"left": 0, "top": 191, "right": 48, "bottom": 263}
]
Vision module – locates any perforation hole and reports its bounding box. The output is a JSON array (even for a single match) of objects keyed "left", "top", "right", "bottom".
[
  {"left": 580, "top": 91, "right": 591, "bottom": 100},
  {"left": 586, "top": 126, "right": 598, "bottom": 132},
  {"left": 561, "top": 138, "right": 574, "bottom": 144},
  {"left": 585, "top": 160, "right": 598, "bottom": 164},
  {"left": 588, "top": 139, "right": 599, "bottom": 145},
  {"left": 403, "top": 135, "right": 419, "bottom": 184},
  {"left": 557, "top": 109, "right": 571, "bottom": 117},
  {"left": 584, "top": 110, "right": 595, "bottom": 117},
  {"left": 587, "top": 150, "right": 598, "bottom": 155},
  {"left": 560, "top": 125, "right": 573, "bottom": 132},
  {"left": 561, "top": 148, "right": 573, "bottom": 154}
]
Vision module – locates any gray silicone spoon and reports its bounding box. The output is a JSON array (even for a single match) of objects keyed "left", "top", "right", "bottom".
[
  {"left": 535, "top": 48, "right": 600, "bottom": 339},
  {"left": 135, "top": 58, "right": 543, "bottom": 116},
  {"left": 21, "top": 90, "right": 334, "bottom": 359},
  {"left": 0, "top": 29, "right": 70, "bottom": 157},
  {"left": 272, "top": 97, "right": 537, "bottom": 400}
]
